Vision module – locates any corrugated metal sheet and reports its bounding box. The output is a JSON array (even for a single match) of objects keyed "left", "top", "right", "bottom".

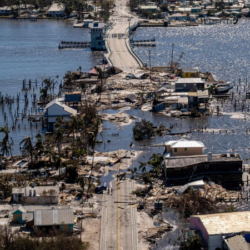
[
  {"left": 224, "top": 235, "right": 250, "bottom": 250},
  {"left": 36, "top": 210, "right": 41, "bottom": 225},
  {"left": 34, "top": 209, "right": 74, "bottom": 226},
  {"left": 53, "top": 209, "right": 58, "bottom": 224}
]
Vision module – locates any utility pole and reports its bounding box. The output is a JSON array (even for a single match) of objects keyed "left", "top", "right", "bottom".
[
  {"left": 149, "top": 50, "right": 151, "bottom": 84},
  {"left": 171, "top": 43, "right": 174, "bottom": 72}
]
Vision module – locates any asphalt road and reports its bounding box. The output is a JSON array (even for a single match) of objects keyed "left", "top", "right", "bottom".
[
  {"left": 100, "top": 178, "right": 138, "bottom": 250},
  {"left": 100, "top": 149, "right": 138, "bottom": 250},
  {"left": 106, "top": 0, "right": 140, "bottom": 73}
]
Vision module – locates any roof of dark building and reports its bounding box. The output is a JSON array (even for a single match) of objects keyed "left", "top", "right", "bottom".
[{"left": 165, "top": 153, "right": 241, "bottom": 169}]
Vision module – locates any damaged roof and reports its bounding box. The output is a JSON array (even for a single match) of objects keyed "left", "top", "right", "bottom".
[
  {"left": 13, "top": 205, "right": 70, "bottom": 214},
  {"left": 165, "top": 153, "right": 241, "bottom": 169}
]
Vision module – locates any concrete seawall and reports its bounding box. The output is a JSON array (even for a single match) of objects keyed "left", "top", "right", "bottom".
[{"left": 125, "top": 22, "right": 144, "bottom": 68}]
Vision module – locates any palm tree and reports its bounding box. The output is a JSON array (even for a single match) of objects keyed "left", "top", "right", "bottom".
[
  {"left": 96, "top": 67, "right": 105, "bottom": 99},
  {"left": 55, "top": 157, "right": 66, "bottom": 176},
  {"left": 77, "top": 66, "right": 82, "bottom": 73},
  {"left": 44, "top": 146, "right": 57, "bottom": 166},
  {"left": 142, "top": 173, "right": 152, "bottom": 187},
  {"left": 148, "top": 153, "right": 163, "bottom": 169},
  {"left": 69, "top": 116, "right": 83, "bottom": 145},
  {"left": 55, "top": 116, "right": 64, "bottom": 129},
  {"left": 63, "top": 71, "right": 72, "bottom": 86},
  {"left": 55, "top": 126, "right": 64, "bottom": 158},
  {"left": 35, "top": 133, "right": 44, "bottom": 161},
  {"left": 128, "top": 167, "right": 138, "bottom": 180},
  {"left": 0, "top": 126, "right": 13, "bottom": 157},
  {"left": 139, "top": 162, "right": 147, "bottom": 173},
  {"left": 43, "top": 78, "right": 54, "bottom": 90},
  {"left": 77, "top": 177, "right": 85, "bottom": 192},
  {"left": 40, "top": 86, "right": 48, "bottom": 101},
  {"left": 20, "top": 136, "right": 34, "bottom": 165}
]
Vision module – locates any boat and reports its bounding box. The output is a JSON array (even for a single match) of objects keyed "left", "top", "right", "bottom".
[
  {"left": 241, "top": 8, "right": 250, "bottom": 17},
  {"left": 215, "top": 81, "right": 233, "bottom": 93},
  {"left": 204, "top": 17, "right": 221, "bottom": 25}
]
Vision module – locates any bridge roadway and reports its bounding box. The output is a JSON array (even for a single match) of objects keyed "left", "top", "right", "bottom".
[{"left": 105, "top": 0, "right": 140, "bottom": 73}]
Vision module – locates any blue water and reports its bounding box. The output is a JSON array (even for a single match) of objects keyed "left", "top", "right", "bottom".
[
  {"left": 0, "top": 19, "right": 102, "bottom": 154},
  {"left": 133, "top": 19, "right": 250, "bottom": 82}
]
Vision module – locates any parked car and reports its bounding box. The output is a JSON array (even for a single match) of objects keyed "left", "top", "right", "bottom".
[
  {"left": 95, "top": 186, "right": 107, "bottom": 194},
  {"left": 181, "top": 108, "right": 188, "bottom": 112}
]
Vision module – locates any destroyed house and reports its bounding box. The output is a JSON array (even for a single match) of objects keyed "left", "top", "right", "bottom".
[
  {"left": 175, "top": 78, "right": 205, "bottom": 92},
  {"left": 12, "top": 186, "right": 59, "bottom": 204},
  {"left": 164, "top": 153, "right": 243, "bottom": 189},
  {"left": 65, "top": 91, "right": 81, "bottom": 103}
]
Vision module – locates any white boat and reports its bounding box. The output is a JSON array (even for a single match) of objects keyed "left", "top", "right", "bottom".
[
  {"left": 204, "top": 17, "right": 221, "bottom": 25},
  {"left": 215, "top": 81, "right": 233, "bottom": 93}
]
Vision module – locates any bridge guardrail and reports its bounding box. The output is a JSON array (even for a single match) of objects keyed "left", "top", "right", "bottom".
[
  {"left": 125, "top": 22, "right": 144, "bottom": 67},
  {"left": 105, "top": 22, "right": 115, "bottom": 66}
]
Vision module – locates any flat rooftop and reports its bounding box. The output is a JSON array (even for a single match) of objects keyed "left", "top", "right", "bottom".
[
  {"left": 165, "top": 153, "right": 241, "bottom": 169},
  {"left": 175, "top": 78, "right": 204, "bottom": 84},
  {"left": 192, "top": 211, "right": 250, "bottom": 235}
]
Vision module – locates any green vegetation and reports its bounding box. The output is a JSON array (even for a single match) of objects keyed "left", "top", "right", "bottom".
[
  {"left": 132, "top": 119, "right": 154, "bottom": 140},
  {"left": 0, "top": 226, "right": 89, "bottom": 250},
  {"left": 0, "top": 126, "right": 13, "bottom": 157},
  {"left": 184, "top": 234, "right": 204, "bottom": 250}
]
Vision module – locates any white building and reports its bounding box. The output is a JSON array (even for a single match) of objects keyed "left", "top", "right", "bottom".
[
  {"left": 0, "top": 6, "right": 12, "bottom": 16},
  {"left": 43, "top": 98, "right": 78, "bottom": 131},
  {"left": 89, "top": 22, "right": 106, "bottom": 50},
  {"left": 164, "top": 139, "right": 204, "bottom": 156},
  {"left": 47, "top": 2, "right": 65, "bottom": 17},
  {"left": 12, "top": 186, "right": 59, "bottom": 204}
]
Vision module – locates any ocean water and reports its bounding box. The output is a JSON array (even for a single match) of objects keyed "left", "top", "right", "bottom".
[
  {"left": 133, "top": 19, "right": 250, "bottom": 82},
  {"left": 0, "top": 19, "right": 102, "bottom": 154}
]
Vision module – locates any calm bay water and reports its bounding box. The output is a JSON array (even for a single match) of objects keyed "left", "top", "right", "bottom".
[
  {"left": 133, "top": 19, "right": 250, "bottom": 82},
  {"left": 0, "top": 19, "right": 102, "bottom": 154}
]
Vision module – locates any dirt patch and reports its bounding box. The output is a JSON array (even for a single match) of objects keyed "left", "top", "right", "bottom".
[{"left": 81, "top": 217, "right": 101, "bottom": 250}]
